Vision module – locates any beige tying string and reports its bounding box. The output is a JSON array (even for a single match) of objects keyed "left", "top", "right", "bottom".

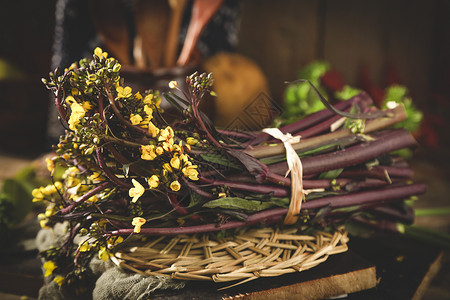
[{"left": 262, "top": 128, "right": 305, "bottom": 225}]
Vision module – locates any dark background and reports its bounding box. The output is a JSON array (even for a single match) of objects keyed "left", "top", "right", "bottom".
[{"left": 1, "top": 0, "right": 449, "bottom": 158}]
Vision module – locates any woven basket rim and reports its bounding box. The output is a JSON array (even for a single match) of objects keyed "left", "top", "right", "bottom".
[{"left": 112, "top": 225, "right": 349, "bottom": 289}]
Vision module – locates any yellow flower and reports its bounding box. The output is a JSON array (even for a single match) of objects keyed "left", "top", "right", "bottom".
[
  {"left": 87, "top": 195, "right": 98, "bottom": 203},
  {"left": 71, "top": 88, "right": 81, "bottom": 96},
  {"left": 144, "top": 105, "right": 153, "bottom": 117},
  {"left": 148, "top": 175, "right": 159, "bottom": 189},
  {"left": 116, "top": 86, "right": 132, "bottom": 99},
  {"left": 170, "top": 180, "right": 181, "bottom": 192},
  {"left": 143, "top": 93, "right": 153, "bottom": 104},
  {"left": 45, "top": 158, "right": 55, "bottom": 172},
  {"left": 162, "top": 163, "right": 172, "bottom": 172},
  {"left": 107, "top": 236, "right": 124, "bottom": 249},
  {"left": 141, "top": 145, "right": 157, "bottom": 160},
  {"left": 32, "top": 188, "right": 45, "bottom": 201},
  {"left": 130, "top": 113, "right": 143, "bottom": 125},
  {"left": 158, "top": 126, "right": 174, "bottom": 142},
  {"left": 38, "top": 213, "right": 50, "bottom": 229},
  {"left": 88, "top": 172, "right": 105, "bottom": 183},
  {"left": 180, "top": 153, "right": 189, "bottom": 163},
  {"left": 54, "top": 181, "right": 63, "bottom": 191},
  {"left": 78, "top": 241, "right": 91, "bottom": 252},
  {"left": 170, "top": 156, "right": 181, "bottom": 170},
  {"left": 186, "top": 137, "right": 198, "bottom": 145},
  {"left": 148, "top": 121, "right": 159, "bottom": 137},
  {"left": 98, "top": 246, "right": 110, "bottom": 261},
  {"left": 218, "top": 192, "right": 227, "bottom": 198},
  {"left": 54, "top": 276, "right": 65, "bottom": 286},
  {"left": 135, "top": 91, "right": 143, "bottom": 100},
  {"left": 82, "top": 101, "right": 93, "bottom": 111},
  {"left": 162, "top": 141, "right": 174, "bottom": 152},
  {"left": 168, "top": 80, "right": 178, "bottom": 89},
  {"left": 43, "top": 184, "right": 57, "bottom": 195},
  {"left": 43, "top": 261, "right": 57, "bottom": 277},
  {"left": 155, "top": 146, "right": 164, "bottom": 155},
  {"left": 132, "top": 217, "right": 146, "bottom": 233},
  {"left": 182, "top": 164, "right": 199, "bottom": 181},
  {"left": 129, "top": 179, "right": 145, "bottom": 203},
  {"left": 94, "top": 47, "right": 108, "bottom": 59},
  {"left": 67, "top": 99, "right": 86, "bottom": 131}
]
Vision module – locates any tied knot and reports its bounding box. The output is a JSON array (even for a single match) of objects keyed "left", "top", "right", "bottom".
[{"left": 262, "top": 128, "right": 304, "bottom": 225}]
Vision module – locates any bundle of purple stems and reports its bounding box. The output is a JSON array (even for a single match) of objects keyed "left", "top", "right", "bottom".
[{"left": 46, "top": 67, "right": 425, "bottom": 240}]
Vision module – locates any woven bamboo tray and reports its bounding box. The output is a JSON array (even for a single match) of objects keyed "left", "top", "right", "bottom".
[{"left": 112, "top": 226, "right": 349, "bottom": 289}]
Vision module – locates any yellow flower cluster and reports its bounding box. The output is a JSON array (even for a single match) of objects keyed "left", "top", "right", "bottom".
[{"left": 128, "top": 123, "right": 200, "bottom": 204}]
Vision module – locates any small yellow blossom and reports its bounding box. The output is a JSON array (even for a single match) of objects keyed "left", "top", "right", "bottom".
[
  {"left": 182, "top": 164, "right": 199, "bottom": 181},
  {"left": 82, "top": 101, "right": 93, "bottom": 111},
  {"left": 143, "top": 94, "right": 153, "bottom": 104},
  {"left": 144, "top": 105, "right": 153, "bottom": 117},
  {"left": 158, "top": 126, "right": 174, "bottom": 143},
  {"left": 141, "top": 145, "right": 157, "bottom": 160},
  {"left": 130, "top": 114, "right": 143, "bottom": 125},
  {"left": 32, "top": 188, "right": 45, "bottom": 201},
  {"left": 162, "top": 163, "right": 172, "bottom": 172},
  {"left": 38, "top": 213, "right": 50, "bottom": 229},
  {"left": 129, "top": 179, "right": 145, "bottom": 203},
  {"left": 148, "top": 175, "right": 159, "bottom": 189},
  {"left": 88, "top": 172, "right": 105, "bottom": 183},
  {"left": 218, "top": 192, "right": 227, "bottom": 198},
  {"left": 186, "top": 137, "right": 198, "bottom": 145},
  {"left": 94, "top": 47, "right": 108, "bottom": 59},
  {"left": 135, "top": 91, "right": 143, "bottom": 100},
  {"left": 43, "top": 184, "right": 57, "bottom": 195},
  {"left": 170, "top": 180, "right": 181, "bottom": 192},
  {"left": 98, "top": 246, "right": 110, "bottom": 261},
  {"left": 132, "top": 217, "right": 146, "bottom": 233},
  {"left": 54, "top": 276, "right": 65, "bottom": 286},
  {"left": 168, "top": 81, "right": 178, "bottom": 89},
  {"left": 155, "top": 146, "right": 164, "bottom": 155},
  {"left": 43, "top": 261, "right": 57, "bottom": 277},
  {"left": 116, "top": 86, "right": 132, "bottom": 99},
  {"left": 148, "top": 121, "right": 159, "bottom": 137},
  {"left": 170, "top": 156, "right": 181, "bottom": 170},
  {"left": 162, "top": 141, "right": 174, "bottom": 152},
  {"left": 87, "top": 195, "right": 98, "bottom": 203},
  {"left": 46, "top": 158, "right": 55, "bottom": 173},
  {"left": 78, "top": 241, "right": 91, "bottom": 252},
  {"left": 107, "top": 236, "right": 124, "bottom": 249},
  {"left": 68, "top": 100, "right": 86, "bottom": 131},
  {"left": 55, "top": 180, "right": 63, "bottom": 189},
  {"left": 180, "top": 153, "right": 189, "bottom": 163},
  {"left": 62, "top": 153, "right": 70, "bottom": 160},
  {"left": 71, "top": 88, "right": 81, "bottom": 96}
]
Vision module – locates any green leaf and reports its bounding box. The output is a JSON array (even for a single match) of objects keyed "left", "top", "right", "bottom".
[
  {"left": 200, "top": 153, "right": 241, "bottom": 170},
  {"left": 162, "top": 92, "right": 187, "bottom": 113},
  {"left": 203, "top": 197, "right": 276, "bottom": 212}
]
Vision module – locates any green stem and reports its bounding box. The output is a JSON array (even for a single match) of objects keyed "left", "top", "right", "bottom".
[{"left": 414, "top": 207, "right": 450, "bottom": 217}]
